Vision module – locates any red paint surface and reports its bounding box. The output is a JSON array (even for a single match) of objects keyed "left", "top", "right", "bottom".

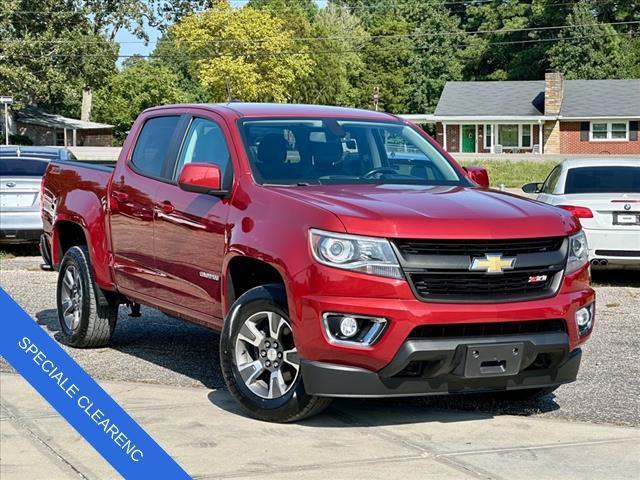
[{"left": 42, "top": 103, "right": 593, "bottom": 372}]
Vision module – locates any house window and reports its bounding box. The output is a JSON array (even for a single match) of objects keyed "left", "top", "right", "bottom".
[
  {"left": 522, "top": 124, "right": 531, "bottom": 147},
  {"left": 498, "top": 125, "right": 519, "bottom": 147},
  {"left": 55, "top": 131, "right": 65, "bottom": 146},
  {"left": 590, "top": 121, "right": 628, "bottom": 141},
  {"left": 484, "top": 125, "right": 492, "bottom": 149}
]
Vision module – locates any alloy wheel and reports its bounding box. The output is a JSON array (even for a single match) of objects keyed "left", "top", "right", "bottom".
[
  {"left": 234, "top": 311, "right": 300, "bottom": 399},
  {"left": 60, "top": 265, "right": 82, "bottom": 331}
]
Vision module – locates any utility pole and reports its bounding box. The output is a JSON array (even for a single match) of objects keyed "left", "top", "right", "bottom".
[
  {"left": 1, "top": 96, "right": 14, "bottom": 146},
  {"left": 372, "top": 86, "right": 380, "bottom": 112}
]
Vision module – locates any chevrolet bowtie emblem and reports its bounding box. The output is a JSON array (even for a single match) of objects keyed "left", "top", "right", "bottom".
[{"left": 470, "top": 254, "right": 516, "bottom": 273}]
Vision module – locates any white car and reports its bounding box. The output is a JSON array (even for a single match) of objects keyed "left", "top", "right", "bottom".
[{"left": 523, "top": 158, "right": 640, "bottom": 270}]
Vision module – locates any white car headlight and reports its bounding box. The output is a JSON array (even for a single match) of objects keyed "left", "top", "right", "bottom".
[
  {"left": 310, "top": 229, "right": 403, "bottom": 279},
  {"left": 566, "top": 231, "right": 588, "bottom": 274}
]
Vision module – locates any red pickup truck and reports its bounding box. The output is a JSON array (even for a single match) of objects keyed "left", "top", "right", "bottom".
[{"left": 42, "top": 103, "right": 594, "bottom": 422}]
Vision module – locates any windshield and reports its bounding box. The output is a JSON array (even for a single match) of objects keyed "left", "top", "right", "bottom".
[
  {"left": 565, "top": 166, "right": 640, "bottom": 194},
  {"left": 239, "top": 118, "right": 466, "bottom": 186},
  {"left": 0, "top": 158, "right": 49, "bottom": 176}
]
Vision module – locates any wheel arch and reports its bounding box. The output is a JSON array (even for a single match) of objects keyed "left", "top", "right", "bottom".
[
  {"left": 52, "top": 215, "right": 113, "bottom": 290},
  {"left": 224, "top": 255, "right": 288, "bottom": 315}
]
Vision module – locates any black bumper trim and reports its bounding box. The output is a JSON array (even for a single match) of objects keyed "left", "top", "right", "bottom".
[
  {"left": 301, "top": 336, "right": 580, "bottom": 398},
  {"left": 0, "top": 229, "right": 43, "bottom": 243}
]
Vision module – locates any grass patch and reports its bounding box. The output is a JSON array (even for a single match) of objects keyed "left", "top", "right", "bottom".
[{"left": 465, "top": 160, "right": 558, "bottom": 188}]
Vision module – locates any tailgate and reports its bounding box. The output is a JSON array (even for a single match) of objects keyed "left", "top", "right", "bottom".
[{"left": 0, "top": 176, "right": 42, "bottom": 211}]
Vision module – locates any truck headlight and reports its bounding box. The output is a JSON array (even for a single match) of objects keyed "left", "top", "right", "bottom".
[
  {"left": 310, "top": 229, "right": 403, "bottom": 279},
  {"left": 566, "top": 231, "right": 588, "bottom": 274}
]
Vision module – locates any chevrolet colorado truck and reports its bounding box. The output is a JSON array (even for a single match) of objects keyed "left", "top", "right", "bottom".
[{"left": 42, "top": 103, "right": 595, "bottom": 422}]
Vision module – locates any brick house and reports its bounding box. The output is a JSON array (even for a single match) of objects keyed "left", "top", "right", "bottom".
[{"left": 424, "top": 73, "right": 639, "bottom": 155}]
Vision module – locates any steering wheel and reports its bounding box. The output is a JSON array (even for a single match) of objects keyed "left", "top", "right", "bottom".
[{"left": 363, "top": 167, "right": 397, "bottom": 178}]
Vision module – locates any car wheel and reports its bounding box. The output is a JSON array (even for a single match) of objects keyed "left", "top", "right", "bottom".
[
  {"left": 56, "top": 246, "right": 118, "bottom": 347},
  {"left": 220, "top": 284, "right": 331, "bottom": 422}
]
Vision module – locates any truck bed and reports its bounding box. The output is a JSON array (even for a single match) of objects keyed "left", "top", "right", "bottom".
[{"left": 41, "top": 160, "right": 114, "bottom": 281}]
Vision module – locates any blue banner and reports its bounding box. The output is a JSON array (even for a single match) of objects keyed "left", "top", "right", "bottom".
[{"left": 0, "top": 288, "right": 191, "bottom": 479}]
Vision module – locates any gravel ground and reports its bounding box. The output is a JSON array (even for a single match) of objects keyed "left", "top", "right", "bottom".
[{"left": 1, "top": 254, "right": 639, "bottom": 427}]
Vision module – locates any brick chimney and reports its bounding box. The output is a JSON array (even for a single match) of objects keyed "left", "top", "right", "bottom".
[
  {"left": 544, "top": 71, "right": 564, "bottom": 115},
  {"left": 542, "top": 71, "right": 564, "bottom": 153}
]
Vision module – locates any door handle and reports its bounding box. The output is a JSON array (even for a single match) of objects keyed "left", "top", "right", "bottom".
[
  {"left": 156, "top": 201, "right": 175, "bottom": 215},
  {"left": 111, "top": 191, "right": 129, "bottom": 202}
]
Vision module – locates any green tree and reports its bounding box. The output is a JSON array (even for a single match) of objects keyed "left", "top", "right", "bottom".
[
  {"left": 93, "top": 58, "right": 191, "bottom": 142},
  {"left": 299, "top": 4, "right": 368, "bottom": 106},
  {"left": 402, "top": 2, "right": 465, "bottom": 112},
  {"left": 0, "top": 0, "right": 154, "bottom": 119},
  {"left": 548, "top": 1, "right": 632, "bottom": 79},
  {"left": 350, "top": 15, "right": 413, "bottom": 113},
  {"left": 152, "top": 31, "right": 210, "bottom": 102},
  {"left": 170, "top": 2, "right": 313, "bottom": 102}
]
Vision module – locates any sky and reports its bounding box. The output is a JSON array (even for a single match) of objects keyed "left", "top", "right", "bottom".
[{"left": 114, "top": 0, "right": 328, "bottom": 66}]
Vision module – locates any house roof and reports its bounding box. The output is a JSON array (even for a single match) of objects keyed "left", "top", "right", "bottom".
[
  {"left": 15, "top": 106, "right": 113, "bottom": 130},
  {"left": 560, "top": 80, "right": 640, "bottom": 118},
  {"left": 434, "top": 79, "right": 640, "bottom": 120},
  {"left": 434, "top": 81, "right": 545, "bottom": 117}
]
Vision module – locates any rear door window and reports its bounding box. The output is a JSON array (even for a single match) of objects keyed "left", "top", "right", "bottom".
[
  {"left": 130, "top": 116, "right": 181, "bottom": 178},
  {"left": 565, "top": 166, "right": 640, "bottom": 194}
]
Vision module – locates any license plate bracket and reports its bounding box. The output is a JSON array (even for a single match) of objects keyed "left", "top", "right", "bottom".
[
  {"left": 464, "top": 343, "right": 523, "bottom": 378},
  {"left": 613, "top": 212, "right": 640, "bottom": 226}
]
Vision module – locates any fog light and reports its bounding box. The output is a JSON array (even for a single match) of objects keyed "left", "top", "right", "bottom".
[
  {"left": 323, "top": 313, "right": 388, "bottom": 346},
  {"left": 339, "top": 316, "right": 359, "bottom": 338},
  {"left": 575, "top": 305, "right": 593, "bottom": 336}
]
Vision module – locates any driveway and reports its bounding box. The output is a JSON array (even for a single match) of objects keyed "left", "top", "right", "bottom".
[{"left": 1, "top": 255, "right": 639, "bottom": 478}]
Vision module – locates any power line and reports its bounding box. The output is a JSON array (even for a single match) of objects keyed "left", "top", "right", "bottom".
[
  {"left": 2, "top": 0, "right": 587, "bottom": 15},
  {"left": 8, "top": 31, "right": 637, "bottom": 60},
  {"left": 2, "top": 20, "right": 637, "bottom": 46}
]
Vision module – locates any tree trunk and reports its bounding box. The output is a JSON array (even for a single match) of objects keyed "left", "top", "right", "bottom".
[{"left": 81, "top": 88, "right": 92, "bottom": 122}]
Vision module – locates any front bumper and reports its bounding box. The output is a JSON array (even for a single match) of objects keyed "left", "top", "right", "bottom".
[{"left": 302, "top": 334, "right": 580, "bottom": 398}]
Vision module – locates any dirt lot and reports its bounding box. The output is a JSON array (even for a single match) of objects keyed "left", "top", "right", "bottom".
[{"left": 1, "top": 252, "right": 639, "bottom": 427}]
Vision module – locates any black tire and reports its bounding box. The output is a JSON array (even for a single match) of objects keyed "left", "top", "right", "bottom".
[
  {"left": 56, "top": 246, "right": 118, "bottom": 348},
  {"left": 495, "top": 385, "right": 559, "bottom": 401},
  {"left": 220, "top": 284, "right": 331, "bottom": 422}
]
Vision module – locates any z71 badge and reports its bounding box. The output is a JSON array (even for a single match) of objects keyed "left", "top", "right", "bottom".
[{"left": 528, "top": 275, "right": 548, "bottom": 283}]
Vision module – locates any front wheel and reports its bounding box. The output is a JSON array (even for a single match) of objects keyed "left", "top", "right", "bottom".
[{"left": 220, "top": 285, "right": 331, "bottom": 422}]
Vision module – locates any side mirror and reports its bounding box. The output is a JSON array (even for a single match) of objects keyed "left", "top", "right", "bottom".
[
  {"left": 463, "top": 166, "right": 490, "bottom": 188},
  {"left": 522, "top": 182, "right": 542, "bottom": 194},
  {"left": 178, "top": 163, "right": 226, "bottom": 195}
]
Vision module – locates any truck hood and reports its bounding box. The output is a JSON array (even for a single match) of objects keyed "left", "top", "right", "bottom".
[{"left": 271, "top": 184, "right": 578, "bottom": 239}]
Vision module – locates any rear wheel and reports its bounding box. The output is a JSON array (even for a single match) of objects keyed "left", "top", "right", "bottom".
[
  {"left": 220, "top": 285, "right": 331, "bottom": 422},
  {"left": 56, "top": 246, "right": 118, "bottom": 347}
]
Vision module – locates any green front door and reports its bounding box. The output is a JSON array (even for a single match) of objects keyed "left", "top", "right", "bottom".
[{"left": 462, "top": 125, "right": 476, "bottom": 152}]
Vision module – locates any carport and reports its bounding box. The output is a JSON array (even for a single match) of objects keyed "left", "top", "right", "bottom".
[{"left": 14, "top": 105, "right": 113, "bottom": 147}]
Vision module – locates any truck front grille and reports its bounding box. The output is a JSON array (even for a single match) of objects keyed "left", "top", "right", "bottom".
[{"left": 392, "top": 237, "right": 567, "bottom": 303}]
